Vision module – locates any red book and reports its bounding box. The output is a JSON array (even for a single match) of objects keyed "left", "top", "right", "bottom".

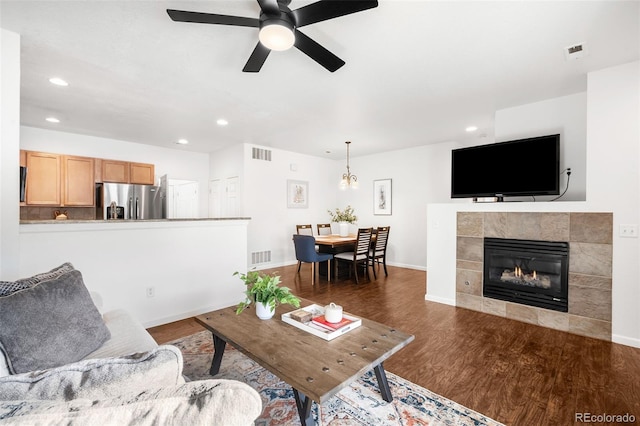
[{"left": 311, "top": 315, "right": 353, "bottom": 331}]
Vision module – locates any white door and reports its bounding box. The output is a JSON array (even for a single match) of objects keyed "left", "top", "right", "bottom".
[
  {"left": 225, "top": 176, "right": 239, "bottom": 217},
  {"left": 175, "top": 181, "right": 199, "bottom": 218},
  {"left": 209, "top": 179, "right": 222, "bottom": 217}
]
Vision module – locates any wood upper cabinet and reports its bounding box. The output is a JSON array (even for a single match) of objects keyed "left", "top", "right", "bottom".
[
  {"left": 101, "top": 160, "right": 154, "bottom": 184},
  {"left": 63, "top": 155, "right": 95, "bottom": 206},
  {"left": 130, "top": 162, "right": 155, "bottom": 185},
  {"left": 102, "top": 159, "right": 130, "bottom": 183},
  {"left": 25, "top": 151, "right": 61, "bottom": 205}
]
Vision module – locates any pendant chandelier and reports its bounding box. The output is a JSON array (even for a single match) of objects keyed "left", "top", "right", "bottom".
[{"left": 339, "top": 141, "right": 359, "bottom": 190}]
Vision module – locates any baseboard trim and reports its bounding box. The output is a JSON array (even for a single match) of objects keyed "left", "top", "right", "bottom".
[
  {"left": 425, "top": 294, "right": 456, "bottom": 306},
  {"left": 612, "top": 334, "right": 640, "bottom": 348},
  {"left": 143, "top": 303, "right": 234, "bottom": 328}
]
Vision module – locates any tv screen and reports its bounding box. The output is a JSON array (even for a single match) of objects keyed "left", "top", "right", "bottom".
[{"left": 451, "top": 134, "right": 560, "bottom": 199}]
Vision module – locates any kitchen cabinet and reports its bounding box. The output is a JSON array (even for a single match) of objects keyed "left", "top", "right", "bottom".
[
  {"left": 102, "top": 160, "right": 130, "bottom": 183},
  {"left": 23, "top": 151, "right": 95, "bottom": 206},
  {"left": 102, "top": 160, "right": 154, "bottom": 184},
  {"left": 130, "top": 162, "right": 155, "bottom": 185},
  {"left": 25, "top": 151, "right": 61, "bottom": 205},
  {"left": 63, "top": 155, "right": 95, "bottom": 206}
]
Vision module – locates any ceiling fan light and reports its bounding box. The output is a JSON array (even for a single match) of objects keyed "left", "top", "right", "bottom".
[{"left": 259, "top": 23, "right": 295, "bottom": 51}]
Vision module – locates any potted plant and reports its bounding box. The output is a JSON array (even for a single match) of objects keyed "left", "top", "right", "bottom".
[
  {"left": 327, "top": 205, "right": 357, "bottom": 236},
  {"left": 234, "top": 271, "right": 300, "bottom": 320}
]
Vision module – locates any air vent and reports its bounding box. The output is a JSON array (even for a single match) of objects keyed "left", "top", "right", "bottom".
[
  {"left": 251, "top": 250, "right": 272, "bottom": 265},
  {"left": 564, "top": 42, "right": 588, "bottom": 60},
  {"left": 252, "top": 147, "right": 272, "bottom": 161}
]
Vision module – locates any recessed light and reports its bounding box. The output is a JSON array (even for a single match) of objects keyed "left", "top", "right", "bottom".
[
  {"left": 465, "top": 126, "right": 478, "bottom": 132},
  {"left": 45, "top": 117, "right": 60, "bottom": 123},
  {"left": 49, "top": 77, "right": 68, "bottom": 87},
  {"left": 216, "top": 118, "right": 229, "bottom": 126},
  {"left": 176, "top": 139, "right": 189, "bottom": 145}
]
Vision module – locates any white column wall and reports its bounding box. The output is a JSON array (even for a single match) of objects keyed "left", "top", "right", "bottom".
[
  {"left": 586, "top": 61, "right": 640, "bottom": 346},
  {"left": 0, "top": 29, "right": 21, "bottom": 279}
]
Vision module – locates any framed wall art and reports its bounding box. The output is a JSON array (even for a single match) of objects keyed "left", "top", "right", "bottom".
[
  {"left": 373, "top": 179, "right": 392, "bottom": 215},
  {"left": 287, "top": 180, "right": 308, "bottom": 208}
]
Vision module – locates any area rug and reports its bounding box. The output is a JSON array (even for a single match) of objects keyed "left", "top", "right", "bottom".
[{"left": 168, "top": 330, "right": 504, "bottom": 426}]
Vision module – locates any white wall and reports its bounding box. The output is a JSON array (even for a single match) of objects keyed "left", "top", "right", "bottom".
[
  {"left": 242, "top": 144, "right": 337, "bottom": 268},
  {"left": 586, "top": 61, "right": 639, "bottom": 346},
  {"left": 494, "top": 92, "right": 587, "bottom": 201},
  {"left": 336, "top": 142, "right": 458, "bottom": 270},
  {"left": 0, "top": 29, "right": 21, "bottom": 279},
  {"left": 19, "top": 220, "right": 249, "bottom": 327},
  {"left": 426, "top": 61, "right": 640, "bottom": 348},
  {"left": 20, "top": 126, "right": 211, "bottom": 217}
]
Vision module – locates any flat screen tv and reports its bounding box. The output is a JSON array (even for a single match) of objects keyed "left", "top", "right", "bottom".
[{"left": 451, "top": 134, "right": 560, "bottom": 200}]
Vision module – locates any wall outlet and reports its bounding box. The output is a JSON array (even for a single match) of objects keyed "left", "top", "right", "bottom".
[
  {"left": 619, "top": 224, "right": 638, "bottom": 238},
  {"left": 146, "top": 287, "right": 155, "bottom": 298}
]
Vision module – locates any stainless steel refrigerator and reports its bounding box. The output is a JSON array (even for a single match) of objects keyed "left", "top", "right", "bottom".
[{"left": 96, "top": 183, "right": 165, "bottom": 220}]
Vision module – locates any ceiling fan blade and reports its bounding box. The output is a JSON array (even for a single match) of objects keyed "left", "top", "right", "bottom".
[
  {"left": 257, "top": 0, "right": 280, "bottom": 16},
  {"left": 167, "top": 9, "right": 259, "bottom": 27},
  {"left": 292, "top": 0, "right": 378, "bottom": 27},
  {"left": 243, "top": 43, "right": 271, "bottom": 72},
  {"left": 294, "top": 30, "right": 345, "bottom": 72}
]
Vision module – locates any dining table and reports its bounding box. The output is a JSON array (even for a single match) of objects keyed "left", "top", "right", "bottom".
[
  {"left": 314, "top": 234, "right": 358, "bottom": 251},
  {"left": 314, "top": 233, "right": 376, "bottom": 279}
]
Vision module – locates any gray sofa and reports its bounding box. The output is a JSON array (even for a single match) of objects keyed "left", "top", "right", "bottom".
[{"left": 0, "top": 264, "right": 262, "bottom": 425}]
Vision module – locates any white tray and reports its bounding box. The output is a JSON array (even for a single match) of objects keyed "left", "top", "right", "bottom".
[{"left": 281, "top": 304, "right": 362, "bottom": 341}]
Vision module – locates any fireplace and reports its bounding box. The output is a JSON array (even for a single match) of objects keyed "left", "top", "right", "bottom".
[{"left": 483, "top": 238, "right": 569, "bottom": 312}]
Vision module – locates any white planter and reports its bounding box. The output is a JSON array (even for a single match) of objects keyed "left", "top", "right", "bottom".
[
  {"left": 339, "top": 222, "right": 349, "bottom": 237},
  {"left": 255, "top": 302, "right": 275, "bottom": 320}
]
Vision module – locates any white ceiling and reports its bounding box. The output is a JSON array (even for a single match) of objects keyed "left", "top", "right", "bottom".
[{"left": 1, "top": 1, "right": 638, "bottom": 159}]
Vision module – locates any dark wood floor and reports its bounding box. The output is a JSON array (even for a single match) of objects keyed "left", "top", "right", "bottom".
[{"left": 148, "top": 264, "right": 640, "bottom": 425}]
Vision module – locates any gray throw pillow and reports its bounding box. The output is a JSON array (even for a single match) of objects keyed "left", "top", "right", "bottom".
[
  {"left": 0, "top": 262, "right": 75, "bottom": 297},
  {"left": 0, "top": 345, "right": 185, "bottom": 401},
  {"left": 0, "top": 269, "right": 111, "bottom": 374}
]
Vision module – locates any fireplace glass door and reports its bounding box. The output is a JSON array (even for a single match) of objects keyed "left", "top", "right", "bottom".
[{"left": 483, "top": 238, "right": 569, "bottom": 312}]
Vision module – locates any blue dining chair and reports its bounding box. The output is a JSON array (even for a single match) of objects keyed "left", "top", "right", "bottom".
[{"left": 293, "top": 234, "right": 333, "bottom": 285}]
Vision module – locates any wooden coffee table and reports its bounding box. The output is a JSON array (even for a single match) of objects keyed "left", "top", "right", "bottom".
[{"left": 195, "top": 298, "right": 414, "bottom": 426}]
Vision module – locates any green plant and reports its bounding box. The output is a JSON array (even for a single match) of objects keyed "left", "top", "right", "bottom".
[
  {"left": 233, "top": 271, "right": 300, "bottom": 315},
  {"left": 327, "top": 205, "right": 357, "bottom": 224}
]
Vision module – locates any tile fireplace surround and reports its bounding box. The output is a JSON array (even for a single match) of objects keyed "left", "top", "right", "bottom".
[{"left": 456, "top": 212, "right": 612, "bottom": 341}]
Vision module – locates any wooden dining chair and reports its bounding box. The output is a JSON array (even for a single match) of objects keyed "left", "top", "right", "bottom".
[
  {"left": 369, "top": 226, "right": 390, "bottom": 278},
  {"left": 316, "top": 223, "right": 332, "bottom": 235},
  {"left": 334, "top": 228, "right": 373, "bottom": 284},
  {"left": 292, "top": 234, "right": 333, "bottom": 285},
  {"left": 296, "top": 224, "right": 313, "bottom": 236}
]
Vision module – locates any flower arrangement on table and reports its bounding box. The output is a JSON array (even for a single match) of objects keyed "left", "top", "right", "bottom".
[{"left": 327, "top": 205, "right": 357, "bottom": 224}]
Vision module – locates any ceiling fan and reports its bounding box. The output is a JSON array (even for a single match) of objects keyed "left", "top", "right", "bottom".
[{"left": 167, "top": 0, "right": 378, "bottom": 73}]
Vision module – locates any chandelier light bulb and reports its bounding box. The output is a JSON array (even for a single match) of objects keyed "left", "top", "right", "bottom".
[{"left": 339, "top": 141, "right": 358, "bottom": 190}]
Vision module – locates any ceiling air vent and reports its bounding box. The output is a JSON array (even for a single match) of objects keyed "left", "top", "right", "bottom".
[
  {"left": 252, "top": 147, "right": 272, "bottom": 161},
  {"left": 564, "top": 42, "right": 588, "bottom": 60}
]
